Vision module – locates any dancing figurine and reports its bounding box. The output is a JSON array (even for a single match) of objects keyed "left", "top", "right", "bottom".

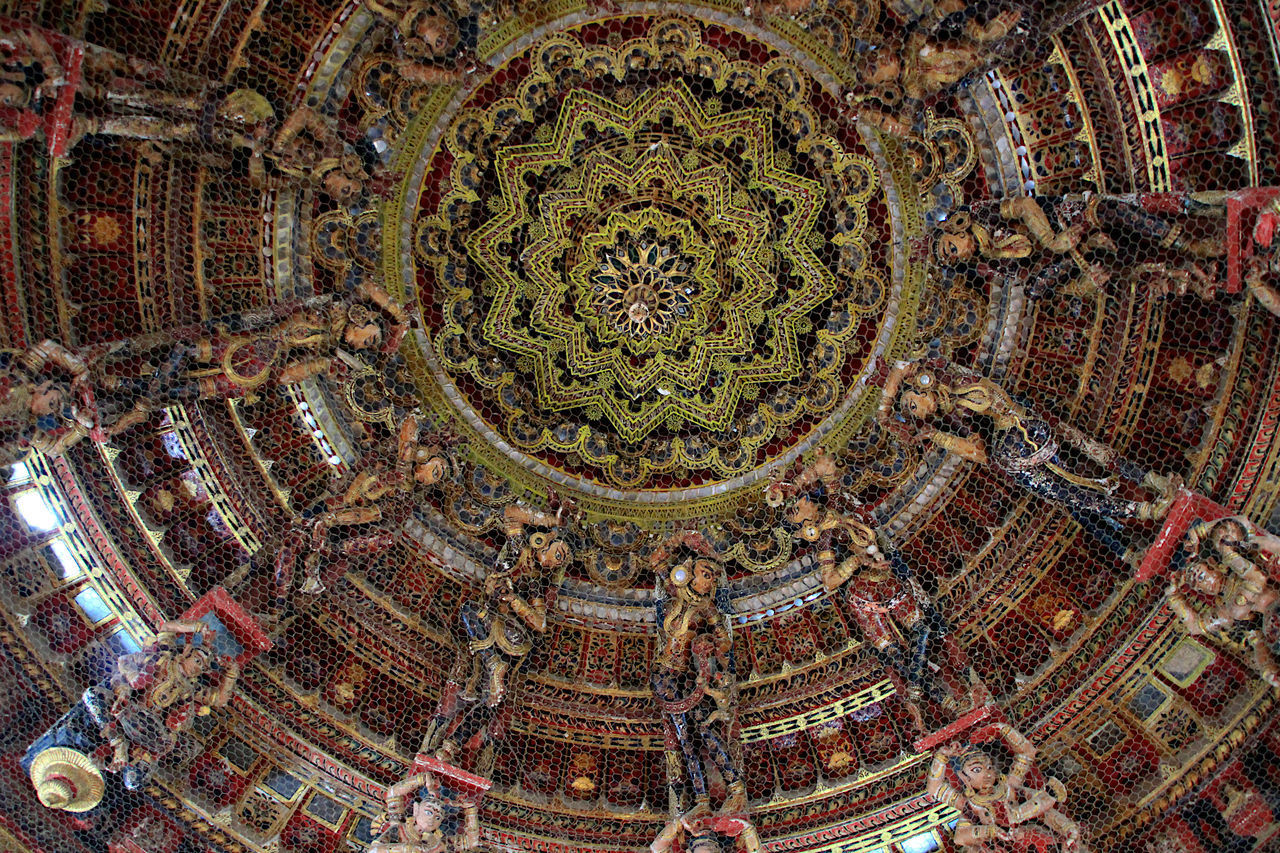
[
  {"left": 879, "top": 357, "right": 1180, "bottom": 525},
  {"left": 1168, "top": 516, "right": 1280, "bottom": 689},
  {"left": 926, "top": 722, "right": 1086, "bottom": 851},
  {"left": 419, "top": 497, "right": 576, "bottom": 775},
  {"left": 650, "top": 532, "right": 747, "bottom": 819},
  {"left": 370, "top": 764, "right": 484, "bottom": 853},
  {"left": 23, "top": 621, "right": 240, "bottom": 807}
]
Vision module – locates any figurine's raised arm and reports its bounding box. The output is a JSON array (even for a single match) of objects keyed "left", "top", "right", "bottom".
[
  {"left": 503, "top": 502, "right": 560, "bottom": 535},
  {"left": 926, "top": 741, "right": 968, "bottom": 812},
  {"left": 998, "top": 197, "right": 1086, "bottom": 254},
  {"left": 996, "top": 722, "right": 1037, "bottom": 789},
  {"left": 876, "top": 360, "right": 915, "bottom": 424}
]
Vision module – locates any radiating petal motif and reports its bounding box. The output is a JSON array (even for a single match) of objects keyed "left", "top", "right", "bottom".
[
  {"left": 468, "top": 82, "right": 835, "bottom": 442},
  {"left": 420, "top": 20, "right": 898, "bottom": 490}
]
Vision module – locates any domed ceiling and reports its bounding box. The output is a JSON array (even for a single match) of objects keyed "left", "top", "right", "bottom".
[{"left": 0, "top": 0, "right": 1278, "bottom": 852}]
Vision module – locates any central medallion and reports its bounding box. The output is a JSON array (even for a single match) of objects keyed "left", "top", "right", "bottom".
[
  {"left": 468, "top": 82, "right": 831, "bottom": 442},
  {"left": 413, "top": 17, "right": 897, "bottom": 491},
  {"left": 578, "top": 209, "right": 714, "bottom": 352},
  {"left": 591, "top": 233, "right": 701, "bottom": 340}
]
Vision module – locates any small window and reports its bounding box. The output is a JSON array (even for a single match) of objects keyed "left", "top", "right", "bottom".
[
  {"left": 73, "top": 587, "right": 113, "bottom": 624},
  {"left": 900, "top": 832, "right": 941, "bottom": 853},
  {"left": 220, "top": 737, "right": 259, "bottom": 773},
  {"left": 264, "top": 768, "right": 304, "bottom": 801},
  {"left": 349, "top": 815, "right": 376, "bottom": 844},
  {"left": 162, "top": 431, "right": 187, "bottom": 459},
  {"left": 305, "top": 792, "right": 346, "bottom": 827},
  {"left": 8, "top": 461, "right": 31, "bottom": 485},
  {"left": 107, "top": 629, "right": 141, "bottom": 655},
  {"left": 14, "top": 490, "right": 61, "bottom": 532},
  {"left": 45, "top": 539, "right": 81, "bottom": 579}
]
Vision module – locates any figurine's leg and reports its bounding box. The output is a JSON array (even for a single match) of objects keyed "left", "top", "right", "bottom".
[
  {"left": 1067, "top": 507, "right": 1137, "bottom": 564},
  {"left": 1097, "top": 198, "right": 1223, "bottom": 258},
  {"left": 1040, "top": 808, "right": 1086, "bottom": 851},
  {"left": 865, "top": 634, "right": 925, "bottom": 730},
  {"left": 668, "top": 710, "right": 710, "bottom": 810},
  {"left": 419, "top": 677, "right": 469, "bottom": 755},
  {"left": 903, "top": 617, "right": 945, "bottom": 703},
  {"left": 1250, "top": 632, "right": 1280, "bottom": 689},
  {"left": 649, "top": 671, "right": 711, "bottom": 811},
  {"left": 695, "top": 711, "right": 746, "bottom": 812},
  {"left": 440, "top": 701, "right": 493, "bottom": 765},
  {"left": 459, "top": 604, "right": 508, "bottom": 706},
  {"left": 1013, "top": 469, "right": 1157, "bottom": 520},
  {"left": 85, "top": 114, "right": 199, "bottom": 143}
]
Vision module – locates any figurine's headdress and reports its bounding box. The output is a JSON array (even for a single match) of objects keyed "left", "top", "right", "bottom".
[
  {"left": 413, "top": 771, "right": 445, "bottom": 812},
  {"left": 931, "top": 210, "right": 975, "bottom": 264}
]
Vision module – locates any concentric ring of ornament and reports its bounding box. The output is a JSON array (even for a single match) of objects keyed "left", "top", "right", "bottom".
[{"left": 407, "top": 15, "right": 905, "bottom": 495}]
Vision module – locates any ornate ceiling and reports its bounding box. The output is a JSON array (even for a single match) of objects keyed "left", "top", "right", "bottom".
[{"left": 0, "top": 0, "right": 1278, "bottom": 852}]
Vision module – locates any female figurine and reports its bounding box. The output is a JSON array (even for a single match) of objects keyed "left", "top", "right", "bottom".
[
  {"left": 0, "top": 27, "right": 64, "bottom": 123},
  {"left": 251, "top": 105, "right": 375, "bottom": 204},
  {"left": 878, "top": 357, "right": 1179, "bottom": 522},
  {"left": 1168, "top": 516, "right": 1280, "bottom": 688},
  {"left": 768, "top": 450, "right": 980, "bottom": 729},
  {"left": 0, "top": 339, "right": 151, "bottom": 467},
  {"left": 420, "top": 498, "right": 575, "bottom": 773},
  {"left": 926, "top": 723, "right": 1086, "bottom": 851},
  {"left": 122, "top": 278, "right": 409, "bottom": 405},
  {"left": 370, "top": 770, "right": 481, "bottom": 853},
  {"left": 650, "top": 533, "right": 747, "bottom": 818},
  {"left": 847, "top": 14, "right": 1021, "bottom": 136},
  {"left": 23, "top": 621, "right": 239, "bottom": 800},
  {"left": 272, "top": 415, "right": 458, "bottom": 600},
  {"left": 930, "top": 194, "right": 1225, "bottom": 300},
  {"left": 364, "top": 0, "right": 462, "bottom": 60}
]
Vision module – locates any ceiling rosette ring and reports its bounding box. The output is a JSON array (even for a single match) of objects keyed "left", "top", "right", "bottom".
[{"left": 389, "top": 13, "right": 956, "bottom": 511}]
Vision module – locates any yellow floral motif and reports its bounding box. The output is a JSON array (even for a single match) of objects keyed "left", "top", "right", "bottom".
[{"left": 468, "top": 82, "right": 834, "bottom": 442}]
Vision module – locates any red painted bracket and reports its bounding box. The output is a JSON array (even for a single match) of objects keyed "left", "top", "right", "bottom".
[
  {"left": 913, "top": 703, "right": 1000, "bottom": 754},
  {"left": 181, "top": 587, "right": 272, "bottom": 665},
  {"left": 408, "top": 754, "right": 493, "bottom": 801},
  {"left": 1135, "top": 490, "right": 1231, "bottom": 581}
]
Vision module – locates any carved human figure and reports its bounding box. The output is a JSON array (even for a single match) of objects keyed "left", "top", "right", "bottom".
[
  {"left": 0, "top": 27, "right": 378, "bottom": 201},
  {"left": 846, "top": 16, "right": 1021, "bottom": 136},
  {"left": 651, "top": 811, "right": 761, "bottom": 853},
  {"left": 1167, "top": 516, "right": 1280, "bottom": 688},
  {"left": 1236, "top": 194, "right": 1280, "bottom": 317},
  {"left": 0, "top": 340, "right": 91, "bottom": 465},
  {"left": 0, "top": 25, "right": 272, "bottom": 160},
  {"left": 0, "top": 339, "right": 157, "bottom": 467},
  {"left": 767, "top": 448, "right": 977, "bottom": 729},
  {"left": 878, "top": 357, "right": 1180, "bottom": 526},
  {"left": 365, "top": 0, "right": 462, "bottom": 59},
  {"left": 419, "top": 499, "right": 573, "bottom": 774},
  {"left": 363, "top": 0, "right": 491, "bottom": 87},
  {"left": 114, "top": 278, "right": 409, "bottom": 406},
  {"left": 650, "top": 533, "right": 747, "bottom": 819},
  {"left": 0, "top": 27, "right": 63, "bottom": 118},
  {"left": 22, "top": 621, "right": 240, "bottom": 801},
  {"left": 270, "top": 415, "right": 457, "bottom": 601},
  {"left": 926, "top": 723, "right": 1086, "bottom": 851},
  {"left": 248, "top": 104, "right": 378, "bottom": 203},
  {"left": 7, "top": 282, "right": 409, "bottom": 472},
  {"left": 370, "top": 770, "right": 481, "bottom": 853},
  {"left": 930, "top": 193, "right": 1226, "bottom": 300}
]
